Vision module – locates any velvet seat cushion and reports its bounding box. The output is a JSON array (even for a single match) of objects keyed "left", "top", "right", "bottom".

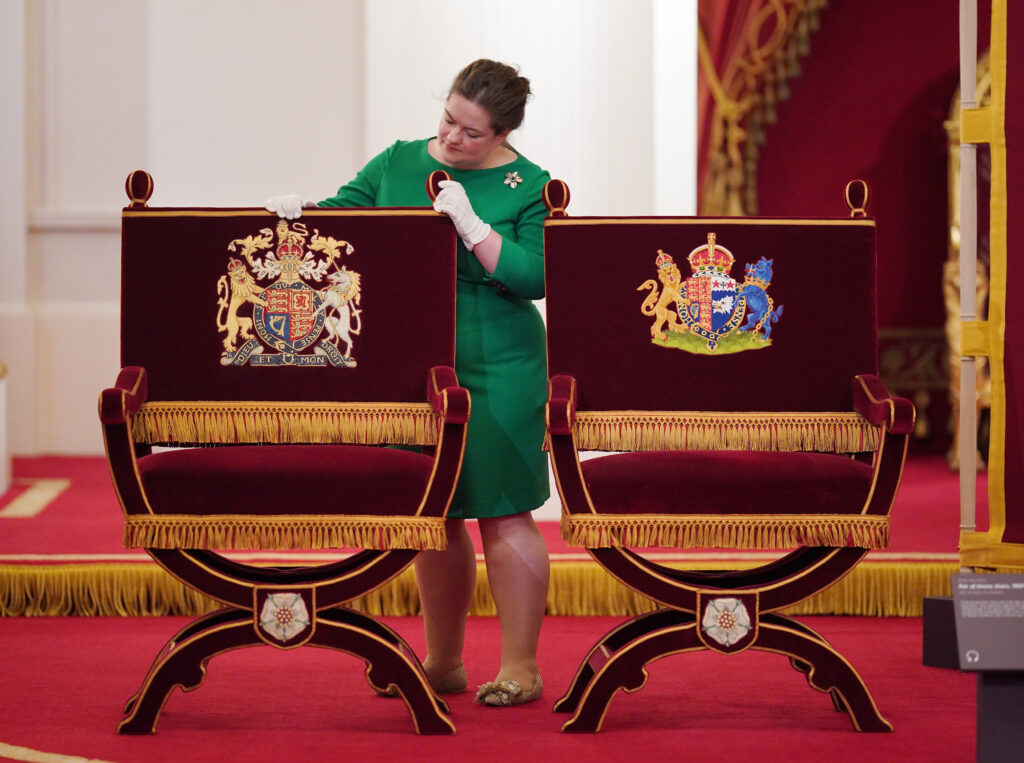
[
  {"left": 581, "top": 450, "right": 874, "bottom": 516},
  {"left": 137, "top": 445, "right": 435, "bottom": 516}
]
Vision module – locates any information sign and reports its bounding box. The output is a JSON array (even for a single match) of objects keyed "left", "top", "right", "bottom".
[{"left": 951, "top": 573, "right": 1024, "bottom": 671}]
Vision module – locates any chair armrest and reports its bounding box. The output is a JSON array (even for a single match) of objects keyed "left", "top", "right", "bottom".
[
  {"left": 853, "top": 374, "right": 915, "bottom": 435},
  {"left": 428, "top": 365, "right": 469, "bottom": 424},
  {"left": 547, "top": 374, "right": 578, "bottom": 435},
  {"left": 99, "top": 366, "right": 148, "bottom": 425}
]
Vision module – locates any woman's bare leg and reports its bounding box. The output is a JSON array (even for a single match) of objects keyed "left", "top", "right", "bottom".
[
  {"left": 414, "top": 518, "right": 476, "bottom": 678},
  {"left": 478, "top": 512, "right": 550, "bottom": 688}
]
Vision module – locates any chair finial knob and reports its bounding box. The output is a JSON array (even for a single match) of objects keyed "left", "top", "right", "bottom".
[
  {"left": 125, "top": 170, "right": 154, "bottom": 208},
  {"left": 845, "top": 180, "right": 869, "bottom": 218},
  {"left": 543, "top": 179, "right": 571, "bottom": 218},
  {"left": 426, "top": 170, "right": 451, "bottom": 202}
]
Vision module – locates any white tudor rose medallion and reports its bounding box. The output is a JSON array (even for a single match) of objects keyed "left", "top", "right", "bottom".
[
  {"left": 701, "top": 597, "right": 752, "bottom": 647},
  {"left": 259, "top": 592, "right": 311, "bottom": 642}
]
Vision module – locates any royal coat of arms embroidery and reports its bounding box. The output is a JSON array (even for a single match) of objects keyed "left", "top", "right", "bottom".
[
  {"left": 216, "top": 219, "right": 362, "bottom": 367},
  {"left": 638, "top": 233, "right": 783, "bottom": 354}
]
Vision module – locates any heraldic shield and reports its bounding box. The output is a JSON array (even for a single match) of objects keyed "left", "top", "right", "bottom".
[
  {"left": 639, "top": 232, "right": 783, "bottom": 354},
  {"left": 679, "top": 233, "right": 746, "bottom": 349},
  {"left": 257, "top": 282, "right": 325, "bottom": 351},
  {"left": 218, "top": 219, "right": 359, "bottom": 368}
]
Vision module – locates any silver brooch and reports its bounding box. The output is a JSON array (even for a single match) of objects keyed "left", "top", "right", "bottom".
[{"left": 504, "top": 171, "right": 523, "bottom": 189}]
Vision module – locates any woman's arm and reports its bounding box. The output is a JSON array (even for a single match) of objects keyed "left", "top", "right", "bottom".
[{"left": 483, "top": 171, "right": 551, "bottom": 300}]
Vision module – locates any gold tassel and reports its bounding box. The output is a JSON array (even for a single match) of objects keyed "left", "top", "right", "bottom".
[
  {"left": 561, "top": 513, "right": 889, "bottom": 550},
  {"left": 574, "top": 411, "right": 877, "bottom": 453},
  {"left": 0, "top": 559, "right": 954, "bottom": 617},
  {"left": 123, "top": 514, "right": 447, "bottom": 551},
  {"left": 133, "top": 401, "right": 439, "bottom": 446}
]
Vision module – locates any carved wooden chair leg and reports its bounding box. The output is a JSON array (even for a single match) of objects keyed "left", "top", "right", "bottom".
[
  {"left": 311, "top": 618, "right": 455, "bottom": 735},
  {"left": 123, "top": 607, "right": 244, "bottom": 714},
  {"left": 760, "top": 612, "right": 834, "bottom": 676},
  {"left": 118, "top": 616, "right": 259, "bottom": 734},
  {"left": 755, "top": 621, "right": 892, "bottom": 731},
  {"left": 317, "top": 606, "right": 450, "bottom": 709},
  {"left": 554, "top": 608, "right": 693, "bottom": 714},
  {"left": 561, "top": 621, "right": 702, "bottom": 733},
  {"left": 319, "top": 606, "right": 421, "bottom": 660}
]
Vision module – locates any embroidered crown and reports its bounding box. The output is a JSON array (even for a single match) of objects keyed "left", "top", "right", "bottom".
[
  {"left": 655, "top": 249, "right": 676, "bottom": 270},
  {"left": 688, "top": 232, "right": 734, "bottom": 275},
  {"left": 275, "top": 220, "right": 306, "bottom": 260}
]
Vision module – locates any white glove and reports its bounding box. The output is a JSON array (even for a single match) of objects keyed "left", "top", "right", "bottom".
[
  {"left": 264, "top": 194, "right": 315, "bottom": 220},
  {"left": 432, "top": 180, "right": 492, "bottom": 250}
]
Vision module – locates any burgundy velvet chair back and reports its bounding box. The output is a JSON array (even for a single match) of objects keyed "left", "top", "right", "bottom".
[
  {"left": 120, "top": 208, "right": 457, "bottom": 406},
  {"left": 544, "top": 218, "right": 877, "bottom": 413}
]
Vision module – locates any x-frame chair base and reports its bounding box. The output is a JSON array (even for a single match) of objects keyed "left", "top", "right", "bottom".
[
  {"left": 118, "top": 604, "right": 455, "bottom": 735},
  {"left": 552, "top": 546, "right": 892, "bottom": 733},
  {"left": 117, "top": 548, "right": 455, "bottom": 735},
  {"left": 553, "top": 586, "right": 891, "bottom": 733}
]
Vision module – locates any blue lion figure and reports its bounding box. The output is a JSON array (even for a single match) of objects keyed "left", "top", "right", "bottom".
[{"left": 737, "top": 257, "right": 784, "bottom": 340}]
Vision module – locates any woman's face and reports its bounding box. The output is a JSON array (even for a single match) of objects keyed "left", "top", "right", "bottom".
[{"left": 436, "top": 93, "right": 509, "bottom": 169}]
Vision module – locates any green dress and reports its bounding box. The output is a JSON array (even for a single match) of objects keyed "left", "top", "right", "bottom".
[{"left": 319, "top": 138, "right": 551, "bottom": 518}]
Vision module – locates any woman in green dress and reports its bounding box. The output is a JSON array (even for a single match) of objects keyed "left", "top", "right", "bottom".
[{"left": 266, "top": 60, "right": 550, "bottom": 707}]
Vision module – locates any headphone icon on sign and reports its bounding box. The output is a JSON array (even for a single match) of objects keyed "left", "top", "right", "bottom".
[{"left": 965, "top": 649, "right": 981, "bottom": 663}]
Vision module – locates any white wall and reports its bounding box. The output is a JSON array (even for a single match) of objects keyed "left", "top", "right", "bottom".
[
  {"left": 1, "top": 0, "right": 30, "bottom": 461},
  {"left": 1, "top": 0, "right": 696, "bottom": 471}
]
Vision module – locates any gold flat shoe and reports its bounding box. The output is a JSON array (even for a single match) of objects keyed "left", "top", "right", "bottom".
[
  {"left": 378, "top": 663, "right": 467, "bottom": 697},
  {"left": 475, "top": 673, "right": 543, "bottom": 707}
]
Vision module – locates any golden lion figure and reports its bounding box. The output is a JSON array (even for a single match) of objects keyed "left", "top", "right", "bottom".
[
  {"left": 638, "top": 249, "right": 687, "bottom": 341},
  {"left": 216, "top": 259, "right": 267, "bottom": 352}
]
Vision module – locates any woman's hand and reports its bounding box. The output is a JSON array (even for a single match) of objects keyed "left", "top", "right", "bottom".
[
  {"left": 432, "top": 180, "right": 492, "bottom": 250},
  {"left": 264, "top": 194, "right": 315, "bottom": 219}
]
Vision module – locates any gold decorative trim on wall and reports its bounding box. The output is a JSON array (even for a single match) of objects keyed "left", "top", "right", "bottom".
[{"left": 699, "top": 0, "right": 828, "bottom": 215}]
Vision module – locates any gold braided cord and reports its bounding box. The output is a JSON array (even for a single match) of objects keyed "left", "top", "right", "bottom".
[
  {"left": 0, "top": 559, "right": 950, "bottom": 617},
  {"left": 133, "top": 401, "right": 438, "bottom": 445},
  {"left": 574, "top": 410, "right": 877, "bottom": 453},
  {"left": 699, "top": 0, "right": 827, "bottom": 214},
  {"left": 123, "top": 514, "right": 446, "bottom": 551},
  {"left": 561, "top": 512, "right": 889, "bottom": 550}
]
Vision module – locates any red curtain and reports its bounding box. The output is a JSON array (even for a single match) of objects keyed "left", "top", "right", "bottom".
[{"left": 697, "top": 1, "right": 825, "bottom": 214}]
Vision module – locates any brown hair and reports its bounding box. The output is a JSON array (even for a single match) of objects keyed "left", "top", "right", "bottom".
[{"left": 449, "top": 59, "right": 531, "bottom": 135}]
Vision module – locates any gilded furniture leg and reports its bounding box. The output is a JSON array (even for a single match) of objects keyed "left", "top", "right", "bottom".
[
  {"left": 754, "top": 622, "right": 892, "bottom": 731},
  {"left": 560, "top": 619, "right": 701, "bottom": 733},
  {"left": 118, "top": 614, "right": 256, "bottom": 734},
  {"left": 123, "top": 607, "right": 243, "bottom": 714},
  {"left": 119, "top": 609, "right": 455, "bottom": 736},
  {"left": 312, "top": 615, "right": 455, "bottom": 734},
  {"left": 558, "top": 612, "right": 891, "bottom": 733},
  {"left": 553, "top": 608, "right": 692, "bottom": 715}
]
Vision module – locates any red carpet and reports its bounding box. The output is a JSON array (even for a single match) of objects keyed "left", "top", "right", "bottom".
[
  {"left": 0, "top": 456, "right": 981, "bottom": 759},
  {"left": 0, "top": 615, "right": 975, "bottom": 762}
]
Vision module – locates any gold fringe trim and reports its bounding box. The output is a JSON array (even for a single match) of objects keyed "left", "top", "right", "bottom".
[
  {"left": 133, "top": 401, "right": 438, "bottom": 445},
  {"left": 544, "top": 560, "right": 953, "bottom": 618},
  {"left": 574, "top": 411, "right": 878, "bottom": 453},
  {"left": 123, "top": 514, "right": 446, "bottom": 551},
  {"left": 0, "top": 559, "right": 954, "bottom": 617},
  {"left": 561, "top": 513, "right": 889, "bottom": 550}
]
